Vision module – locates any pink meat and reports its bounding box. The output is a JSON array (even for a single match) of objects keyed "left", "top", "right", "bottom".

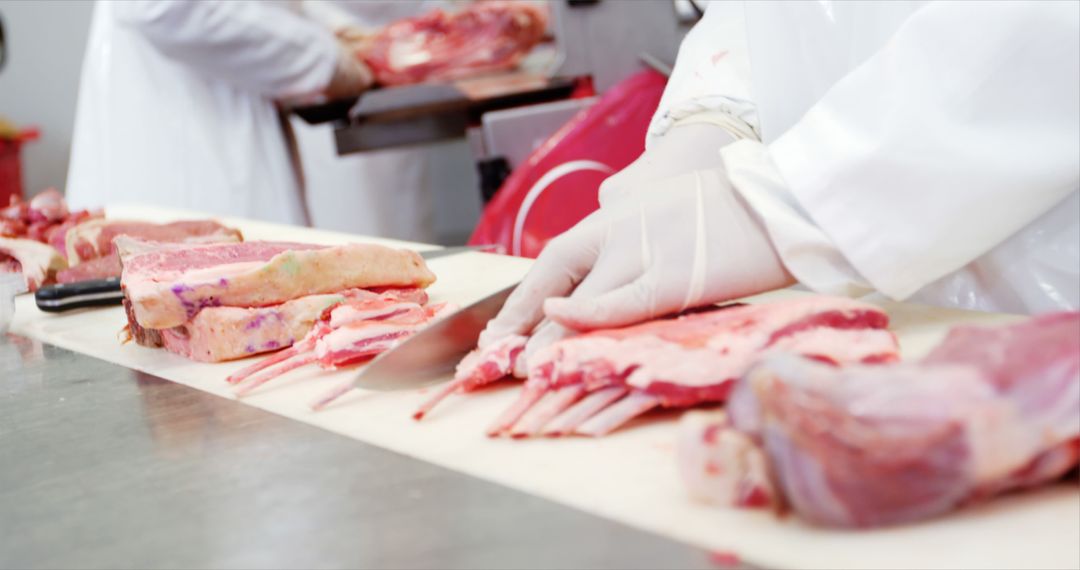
[
  {"left": 28, "top": 188, "right": 68, "bottom": 222},
  {"left": 121, "top": 239, "right": 312, "bottom": 276},
  {"left": 56, "top": 254, "right": 121, "bottom": 283},
  {"left": 66, "top": 219, "right": 242, "bottom": 265},
  {"left": 683, "top": 311, "right": 1080, "bottom": 528},
  {"left": 421, "top": 296, "right": 899, "bottom": 438},
  {"left": 121, "top": 240, "right": 435, "bottom": 330},
  {"left": 46, "top": 209, "right": 98, "bottom": 257},
  {"left": 0, "top": 237, "right": 67, "bottom": 291},
  {"left": 360, "top": 1, "right": 548, "bottom": 86},
  {"left": 414, "top": 334, "right": 527, "bottom": 420},
  {"left": 228, "top": 298, "right": 455, "bottom": 400}
]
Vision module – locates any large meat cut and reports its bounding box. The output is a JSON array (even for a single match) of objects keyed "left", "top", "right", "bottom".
[
  {"left": 119, "top": 239, "right": 439, "bottom": 375},
  {"left": 64, "top": 218, "right": 242, "bottom": 265},
  {"left": 359, "top": 1, "right": 548, "bottom": 86},
  {"left": 418, "top": 296, "right": 900, "bottom": 437},
  {"left": 679, "top": 311, "right": 1080, "bottom": 528},
  {"left": 57, "top": 218, "right": 242, "bottom": 283},
  {"left": 0, "top": 237, "right": 67, "bottom": 291},
  {"left": 121, "top": 240, "right": 436, "bottom": 330},
  {"left": 148, "top": 287, "right": 429, "bottom": 363}
]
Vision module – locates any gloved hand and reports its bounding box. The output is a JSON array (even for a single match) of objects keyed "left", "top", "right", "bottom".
[
  {"left": 324, "top": 39, "right": 375, "bottom": 99},
  {"left": 478, "top": 163, "right": 795, "bottom": 373},
  {"left": 596, "top": 123, "right": 737, "bottom": 208}
]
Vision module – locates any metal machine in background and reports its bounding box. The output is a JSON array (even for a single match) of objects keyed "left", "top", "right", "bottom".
[{"left": 292, "top": 0, "right": 698, "bottom": 200}]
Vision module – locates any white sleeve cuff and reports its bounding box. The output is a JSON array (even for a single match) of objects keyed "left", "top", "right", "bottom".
[
  {"left": 720, "top": 139, "right": 876, "bottom": 299},
  {"left": 647, "top": 97, "right": 760, "bottom": 150}
]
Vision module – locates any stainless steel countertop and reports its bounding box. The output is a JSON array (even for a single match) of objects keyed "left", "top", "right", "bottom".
[{"left": 0, "top": 334, "right": 728, "bottom": 569}]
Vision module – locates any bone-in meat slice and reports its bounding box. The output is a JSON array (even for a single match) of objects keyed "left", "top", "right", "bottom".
[
  {"left": 65, "top": 218, "right": 243, "bottom": 265},
  {"left": 121, "top": 240, "right": 436, "bottom": 330},
  {"left": 420, "top": 296, "right": 899, "bottom": 436},
  {"left": 0, "top": 237, "right": 67, "bottom": 292}
]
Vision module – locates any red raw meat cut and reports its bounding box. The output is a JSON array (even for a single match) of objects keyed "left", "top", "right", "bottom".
[
  {"left": 359, "top": 1, "right": 547, "bottom": 86},
  {"left": 418, "top": 296, "right": 899, "bottom": 437},
  {"left": 226, "top": 293, "right": 455, "bottom": 403},
  {"left": 680, "top": 311, "right": 1080, "bottom": 528}
]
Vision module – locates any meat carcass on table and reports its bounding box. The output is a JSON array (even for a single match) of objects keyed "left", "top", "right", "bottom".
[
  {"left": 0, "top": 237, "right": 67, "bottom": 291},
  {"left": 120, "top": 240, "right": 436, "bottom": 331},
  {"left": 359, "top": 1, "right": 547, "bottom": 86},
  {"left": 419, "top": 296, "right": 900, "bottom": 438},
  {"left": 679, "top": 311, "right": 1080, "bottom": 528}
]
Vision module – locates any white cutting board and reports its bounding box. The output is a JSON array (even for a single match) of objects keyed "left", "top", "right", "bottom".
[{"left": 9, "top": 205, "right": 1079, "bottom": 570}]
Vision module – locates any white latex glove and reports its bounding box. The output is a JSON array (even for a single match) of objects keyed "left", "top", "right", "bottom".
[
  {"left": 596, "top": 123, "right": 737, "bottom": 208},
  {"left": 478, "top": 165, "right": 794, "bottom": 372}
]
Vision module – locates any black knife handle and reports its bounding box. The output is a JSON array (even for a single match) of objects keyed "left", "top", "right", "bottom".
[{"left": 35, "top": 277, "right": 123, "bottom": 312}]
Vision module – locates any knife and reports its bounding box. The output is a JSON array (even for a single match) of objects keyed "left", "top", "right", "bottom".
[
  {"left": 33, "top": 245, "right": 492, "bottom": 313},
  {"left": 350, "top": 282, "right": 517, "bottom": 391},
  {"left": 34, "top": 277, "right": 123, "bottom": 312}
]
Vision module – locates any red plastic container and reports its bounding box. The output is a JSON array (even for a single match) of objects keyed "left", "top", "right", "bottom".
[
  {"left": 0, "top": 127, "right": 38, "bottom": 205},
  {"left": 469, "top": 70, "right": 668, "bottom": 258}
]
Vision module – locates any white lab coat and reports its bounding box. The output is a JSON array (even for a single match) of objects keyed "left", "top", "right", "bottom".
[
  {"left": 651, "top": 1, "right": 1079, "bottom": 315},
  {"left": 66, "top": 1, "right": 341, "bottom": 225}
]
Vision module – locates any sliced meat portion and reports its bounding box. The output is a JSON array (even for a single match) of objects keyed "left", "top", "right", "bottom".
[
  {"left": 27, "top": 188, "right": 68, "bottom": 222},
  {"left": 360, "top": 1, "right": 548, "bottom": 86},
  {"left": 154, "top": 287, "right": 429, "bottom": 363},
  {"left": 682, "top": 311, "right": 1080, "bottom": 528},
  {"left": 56, "top": 254, "right": 123, "bottom": 284},
  {"left": 121, "top": 240, "right": 436, "bottom": 330},
  {"left": 159, "top": 293, "right": 348, "bottom": 363},
  {"left": 421, "top": 296, "right": 899, "bottom": 438},
  {"left": 65, "top": 218, "right": 242, "bottom": 265},
  {"left": 228, "top": 297, "right": 454, "bottom": 400},
  {"left": 0, "top": 237, "right": 67, "bottom": 291},
  {"left": 57, "top": 221, "right": 241, "bottom": 283},
  {"left": 415, "top": 334, "right": 527, "bottom": 420}
]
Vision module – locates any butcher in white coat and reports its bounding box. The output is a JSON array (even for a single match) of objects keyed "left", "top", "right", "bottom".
[
  {"left": 66, "top": 1, "right": 373, "bottom": 225},
  {"left": 481, "top": 0, "right": 1080, "bottom": 363},
  {"left": 294, "top": 0, "right": 451, "bottom": 243}
]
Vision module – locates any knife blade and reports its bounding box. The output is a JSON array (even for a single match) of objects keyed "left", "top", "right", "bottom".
[
  {"left": 31, "top": 245, "right": 488, "bottom": 313},
  {"left": 351, "top": 283, "right": 517, "bottom": 391}
]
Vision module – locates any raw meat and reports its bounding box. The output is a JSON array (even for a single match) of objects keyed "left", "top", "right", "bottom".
[
  {"left": 57, "top": 221, "right": 241, "bottom": 283},
  {"left": 121, "top": 240, "right": 436, "bottom": 330},
  {"left": 1, "top": 190, "right": 103, "bottom": 257},
  {"left": 420, "top": 296, "right": 899, "bottom": 438},
  {"left": 414, "top": 334, "right": 527, "bottom": 420},
  {"left": 64, "top": 218, "right": 242, "bottom": 265},
  {"left": 159, "top": 293, "right": 348, "bottom": 363},
  {"left": 360, "top": 1, "right": 547, "bottom": 86},
  {"left": 27, "top": 188, "right": 68, "bottom": 222},
  {"left": 226, "top": 294, "right": 454, "bottom": 401},
  {"left": 154, "top": 287, "right": 427, "bottom": 363},
  {"left": 0, "top": 237, "right": 67, "bottom": 291},
  {"left": 680, "top": 311, "right": 1080, "bottom": 528}
]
